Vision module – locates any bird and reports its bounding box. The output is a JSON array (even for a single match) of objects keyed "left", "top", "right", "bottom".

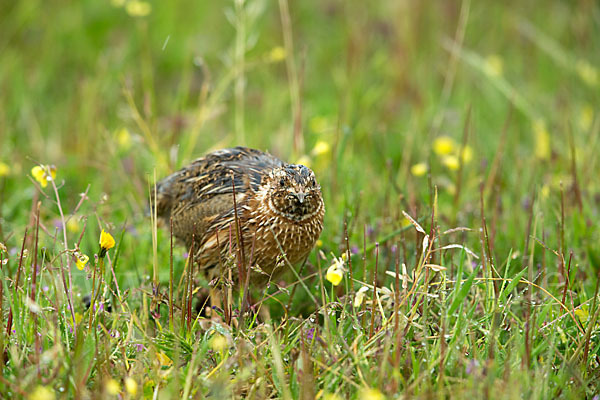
[{"left": 152, "top": 146, "right": 325, "bottom": 285}]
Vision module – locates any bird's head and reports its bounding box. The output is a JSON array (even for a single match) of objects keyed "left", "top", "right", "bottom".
[{"left": 262, "top": 164, "right": 323, "bottom": 221}]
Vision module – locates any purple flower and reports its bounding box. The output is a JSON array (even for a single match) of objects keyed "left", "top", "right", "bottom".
[
  {"left": 390, "top": 244, "right": 398, "bottom": 253},
  {"left": 366, "top": 225, "right": 375, "bottom": 236},
  {"left": 126, "top": 225, "right": 139, "bottom": 237},
  {"left": 53, "top": 219, "right": 64, "bottom": 231},
  {"left": 351, "top": 245, "right": 359, "bottom": 255},
  {"left": 134, "top": 343, "right": 146, "bottom": 352},
  {"left": 183, "top": 252, "right": 189, "bottom": 259},
  {"left": 521, "top": 196, "right": 531, "bottom": 211},
  {"left": 466, "top": 359, "right": 480, "bottom": 375},
  {"left": 306, "top": 327, "right": 315, "bottom": 341}
]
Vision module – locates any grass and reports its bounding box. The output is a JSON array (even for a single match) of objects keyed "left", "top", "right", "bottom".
[{"left": 1, "top": 0, "right": 599, "bottom": 398}]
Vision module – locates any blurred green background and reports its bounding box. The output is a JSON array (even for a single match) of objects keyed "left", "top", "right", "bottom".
[
  {"left": 1, "top": 1, "right": 600, "bottom": 397},
  {"left": 0, "top": 0, "right": 598, "bottom": 295}
]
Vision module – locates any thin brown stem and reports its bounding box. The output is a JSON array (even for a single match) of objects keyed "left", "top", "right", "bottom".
[
  {"left": 7, "top": 228, "right": 28, "bottom": 337},
  {"left": 169, "top": 217, "right": 174, "bottom": 329},
  {"left": 453, "top": 106, "right": 471, "bottom": 210},
  {"left": 31, "top": 202, "right": 41, "bottom": 366},
  {"left": 369, "top": 243, "right": 379, "bottom": 339}
]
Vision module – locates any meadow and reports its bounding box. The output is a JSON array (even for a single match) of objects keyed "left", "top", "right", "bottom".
[{"left": 1, "top": 0, "right": 599, "bottom": 398}]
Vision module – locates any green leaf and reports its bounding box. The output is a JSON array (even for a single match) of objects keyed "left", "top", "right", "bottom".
[
  {"left": 499, "top": 266, "right": 528, "bottom": 304},
  {"left": 448, "top": 264, "right": 479, "bottom": 315}
]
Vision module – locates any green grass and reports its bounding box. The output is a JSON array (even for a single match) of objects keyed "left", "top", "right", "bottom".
[{"left": 1, "top": 0, "right": 599, "bottom": 398}]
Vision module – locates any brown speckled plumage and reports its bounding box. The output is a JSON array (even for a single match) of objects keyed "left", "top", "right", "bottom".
[{"left": 153, "top": 147, "right": 325, "bottom": 283}]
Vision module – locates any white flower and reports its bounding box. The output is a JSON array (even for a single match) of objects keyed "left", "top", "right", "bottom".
[{"left": 354, "top": 286, "right": 369, "bottom": 307}]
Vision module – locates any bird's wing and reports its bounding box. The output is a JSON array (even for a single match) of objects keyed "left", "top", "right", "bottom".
[{"left": 152, "top": 147, "right": 282, "bottom": 239}]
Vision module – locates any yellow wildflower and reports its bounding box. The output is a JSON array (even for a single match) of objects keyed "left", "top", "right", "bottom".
[
  {"left": 210, "top": 333, "right": 228, "bottom": 352},
  {"left": 326, "top": 268, "right": 343, "bottom": 286},
  {"left": 268, "top": 46, "right": 286, "bottom": 62},
  {"left": 533, "top": 119, "right": 550, "bottom": 160},
  {"left": 124, "top": 377, "right": 138, "bottom": 396},
  {"left": 311, "top": 140, "right": 331, "bottom": 157},
  {"left": 442, "top": 155, "right": 460, "bottom": 171},
  {"left": 575, "top": 305, "right": 589, "bottom": 323},
  {"left": 432, "top": 136, "right": 455, "bottom": 156},
  {"left": 31, "top": 165, "right": 57, "bottom": 188},
  {"left": 30, "top": 386, "right": 55, "bottom": 400},
  {"left": 116, "top": 127, "right": 132, "bottom": 150},
  {"left": 484, "top": 54, "right": 504, "bottom": 77},
  {"left": 325, "top": 257, "right": 345, "bottom": 286},
  {"left": 410, "top": 162, "right": 427, "bottom": 177},
  {"left": 156, "top": 351, "right": 173, "bottom": 367},
  {"left": 76, "top": 253, "right": 89, "bottom": 271},
  {"left": 575, "top": 59, "right": 598, "bottom": 87},
  {"left": 359, "top": 387, "right": 386, "bottom": 400},
  {"left": 0, "top": 162, "right": 10, "bottom": 177},
  {"left": 459, "top": 145, "right": 473, "bottom": 163},
  {"left": 99, "top": 229, "right": 116, "bottom": 257},
  {"left": 125, "top": 0, "right": 152, "bottom": 17},
  {"left": 105, "top": 378, "right": 120, "bottom": 395},
  {"left": 316, "top": 239, "right": 323, "bottom": 248},
  {"left": 100, "top": 229, "right": 115, "bottom": 250},
  {"left": 31, "top": 166, "right": 45, "bottom": 184}
]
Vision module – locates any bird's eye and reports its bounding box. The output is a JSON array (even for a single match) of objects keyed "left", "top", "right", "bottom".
[
  {"left": 310, "top": 178, "right": 316, "bottom": 187},
  {"left": 279, "top": 179, "right": 285, "bottom": 187}
]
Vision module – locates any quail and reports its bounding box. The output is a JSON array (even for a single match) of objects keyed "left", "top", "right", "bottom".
[{"left": 153, "top": 147, "right": 325, "bottom": 284}]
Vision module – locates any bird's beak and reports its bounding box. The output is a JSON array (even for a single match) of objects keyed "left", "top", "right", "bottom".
[{"left": 295, "top": 193, "right": 306, "bottom": 204}]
